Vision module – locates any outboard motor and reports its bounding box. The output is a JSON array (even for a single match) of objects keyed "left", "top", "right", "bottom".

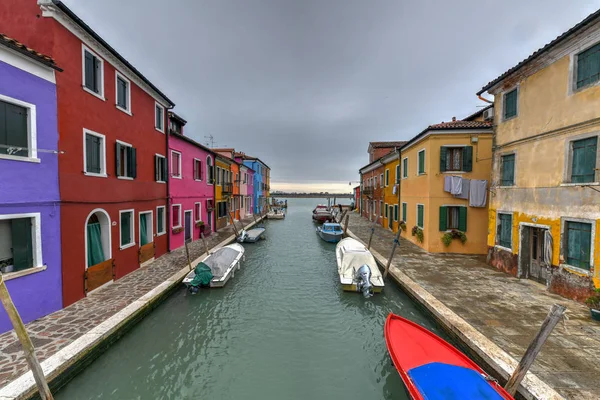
[
  {"left": 355, "top": 264, "right": 374, "bottom": 298},
  {"left": 237, "top": 230, "right": 247, "bottom": 243}
]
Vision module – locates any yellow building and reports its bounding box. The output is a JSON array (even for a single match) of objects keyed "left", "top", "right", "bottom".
[
  {"left": 214, "top": 155, "right": 232, "bottom": 230},
  {"left": 381, "top": 150, "right": 401, "bottom": 232},
  {"left": 478, "top": 12, "right": 600, "bottom": 301},
  {"left": 398, "top": 116, "right": 493, "bottom": 254}
]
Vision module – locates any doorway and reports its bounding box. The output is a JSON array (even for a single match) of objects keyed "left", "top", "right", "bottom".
[
  {"left": 520, "top": 226, "right": 549, "bottom": 284},
  {"left": 184, "top": 210, "right": 193, "bottom": 243},
  {"left": 388, "top": 206, "right": 393, "bottom": 230}
]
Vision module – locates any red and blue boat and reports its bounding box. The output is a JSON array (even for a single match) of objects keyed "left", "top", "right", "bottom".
[{"left": 384, "top": 314, "right": 514, "bottom": 400}]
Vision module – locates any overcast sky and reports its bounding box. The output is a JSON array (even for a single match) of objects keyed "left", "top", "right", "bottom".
[{"left": 65, "top": 0, "right": 600, "bottom": 193}]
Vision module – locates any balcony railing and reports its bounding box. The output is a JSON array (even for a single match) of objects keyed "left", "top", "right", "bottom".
[
  {"left": 222, "top": 183, "right": 233, "bottom": 194},
  {"left": 362, "top": 186, "right": 373, "bottom": 195}
]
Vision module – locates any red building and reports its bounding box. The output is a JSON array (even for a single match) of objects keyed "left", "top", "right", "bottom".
[{"left": 3, "top": 0, "right": 175, "bottom": 305}]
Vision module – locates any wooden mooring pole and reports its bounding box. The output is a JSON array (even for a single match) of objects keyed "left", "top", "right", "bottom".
[
  {"left": 367, "top": 215, "right": 379, "bottom": 250},
  {"left": 343, "top": 214, "right": 350, "bottom": 236},
  {"left": 0, "top": 275, "right": 54, "bottom": 400},
  {"left": 184, "top": 239, "right": 194, "bottom": 272},
  {"left": 228, "top": 212, "right": 239, "bottom": 236},
  {"left": 504, "top": 304, "right": 567, "bottom": 396},
  {"left": 383, "top": 228, "right": 402, "bottom": 278},
  {"left": 200, "top": 232, "right": 209, "bottom": 256}
]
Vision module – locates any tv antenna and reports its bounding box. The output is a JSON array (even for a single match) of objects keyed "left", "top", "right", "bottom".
[{"left": 204, "top": 134, "right": 214, "bottom": 148}]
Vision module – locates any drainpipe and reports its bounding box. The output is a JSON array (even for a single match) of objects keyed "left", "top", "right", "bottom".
[
  {"left": 478, "top": 94, "right": 494, "bottom": 104},
  {"left": 397, "top": 148, "right": 401, "bottom": 230},
  {"left": 165, "top": 106, "right": 174, "bottom": 252}
]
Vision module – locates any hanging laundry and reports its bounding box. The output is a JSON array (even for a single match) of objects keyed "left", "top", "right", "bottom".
[
  {"left": 469, "top": 180, "right": 488, "bottom": 207},
  {"left": 450, "top": 176, "right": 462, "bottom": 196},
  {"left": 392, "top": 184, "right": 398, "bottom": 195},
  {"left": 444, "top": 176, "right": 452, "bottom": 193},
  {"left": 455, "top": 179, "right": 470, "bottom": 200}
]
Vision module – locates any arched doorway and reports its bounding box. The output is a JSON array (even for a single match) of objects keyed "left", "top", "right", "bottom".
[{"left": 85, "top": 209, "right": 112, "bottom": 294}]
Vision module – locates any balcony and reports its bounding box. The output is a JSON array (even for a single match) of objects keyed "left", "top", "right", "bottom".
[
  {"left": 362, "top": 186, "right": 373, "bottom": 196},
  {"left": 222, "top": 183, "right": 233, "bottom": 194}
]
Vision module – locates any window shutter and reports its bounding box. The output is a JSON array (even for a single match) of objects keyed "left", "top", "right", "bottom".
[
  {"left": 402, "top": 203, "right": 407, "bottom": 221},
  {"left": 194, "top": 160, "right": 198, "bottom": 180},
  {"left": 130, "top": 147, "right": 137, "bottom": 178},
  {"left": 85, "top": 134, "right": 93, "bottom": 171},
  {"left": 4, "top": 103, "right": 28, "bottom": 156},
  {"left": 154, "top": 156, "right": 159, "bottom": 181},
  {"left": 440, "top": 147, "right": 447, "bottom": 172},
  {"left": 439, "top": 206, "right": 447, "bottom": 231},
  {"left": 199, "top": 161, "right": 203, "bottom": 180},
  {"left": 84, "top": 51, "right": 94, "bottom": 90},
  {"left": 11, "top": 218, "right": 33, "bottom": 271},
  {"left": 93, "top": 57, "right": 101, "bottom": 93},
  {"left": 115, "top": 142, "right": 122, "bottom": 176},
  {"left": 458, "top": 207, "right": 467, "bottom": 232},
  {"left": 162, "top": 158, "right": 168, "bottom": 182},
  {"left": 394, "top": 205, "right": 398, "bottom": 221},
  {"left": 463, "top": 146, "right": 473, "bottom": 172}
]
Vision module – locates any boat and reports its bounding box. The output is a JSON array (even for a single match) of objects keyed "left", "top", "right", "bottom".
[
  {"left": 267, "top": 208, "right": 285, "bottom": 219},
  {"left": 183, "top": 243, "right": 245, "bottom": 292},
  {"left": 237, "top": 227, "right": 266, "bottom": 243},
  {"left": 312, "top": 209, "right": 333, "bottom": 223},
  {"left": 384, "top": 314, "right": 514, "bottom": 400},
  {"left": 335, "top": 237, "right": 384, "bottom": 297},
  {"left": 316, "top": 222, "right": 343, "bottom": 243}
]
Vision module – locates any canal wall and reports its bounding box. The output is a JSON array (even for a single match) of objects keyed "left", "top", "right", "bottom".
[
  {"left": 344, "top": 227, "right": 565, "bottom": 400},
  {"left": 0, "top": 216, "right": 264, "bottom": 400}
]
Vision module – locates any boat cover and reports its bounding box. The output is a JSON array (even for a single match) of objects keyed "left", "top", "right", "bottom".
[
  {"left": 203, "top": 247, "right": 241, "bottom": 279},
  {"left": 338, "top": 240, "right": 376, "bottom": 278},
  {"left": 407, "top": 362, "right": 504, "bottom": 400},
  {"left": 322, "top": 223, "right": 342, "bottom": 232},
  {"left": 246, "top": 228, "right": 265, "bottom": 240},
  {"left": 189, "top": 262, "right": 213, "bottom": 287}
]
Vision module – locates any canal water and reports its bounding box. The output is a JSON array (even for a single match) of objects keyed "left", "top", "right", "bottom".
[{"left": 57, "top": 198, "right": 448, "bottom": 400}]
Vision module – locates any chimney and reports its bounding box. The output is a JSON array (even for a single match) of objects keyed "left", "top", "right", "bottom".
[{"left": 452, "top": 116, "right": 456, "bottom": 121}]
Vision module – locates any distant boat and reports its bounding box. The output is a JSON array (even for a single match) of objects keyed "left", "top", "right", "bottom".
[
  {"left": 384, "top": 314, "right": 514, "bottom": 400},
  {"left": 335, "top": 237, "right": 384, "bottom": 297},
  {"left": 183, "top": 243, "right": 245, "bottom": 292},
  {"left": 316, "top": 222, "right": 343, "bottom": 243},
  {"left": 267, "top": 208, "right": 285, "bottom": 219},
  {"left": 312, "top": 205, "right": 333, "bottom": 223},
  {"left": 237, "top": 227, "right": 266, "bottom": 243}
]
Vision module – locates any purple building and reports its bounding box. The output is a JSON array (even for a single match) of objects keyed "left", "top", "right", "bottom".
[{"left": 0, "top": 35, "right": 63, "bottom": 333}]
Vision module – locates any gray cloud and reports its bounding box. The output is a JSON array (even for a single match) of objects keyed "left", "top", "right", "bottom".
[{"left": 66, "top": 0, "right": 600, "bottom": 190}]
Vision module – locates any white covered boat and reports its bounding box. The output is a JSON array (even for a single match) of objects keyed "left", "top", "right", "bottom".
[
  {"left": 267, "top": 208, "right": 285, "bottom": 219},
  {"left": 335, "top": 238, "right": 384, "bottom": 297},
  {"left": 237, "top": 227, "right": 266, "bottom": 243},
  {"left": 183, "top": 243, "right": 245, "bottom": 291}
]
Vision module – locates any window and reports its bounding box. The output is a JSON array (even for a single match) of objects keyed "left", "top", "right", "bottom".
[
  {"left": 0, "top": 96, "right": 37, "bottom": 160},
  {"left": 395, "top": 165, "right": 399, "bottom": 183},
  {"left": 218, "top": 201, "right": 228, "bottom": 218},
  {"left": 380, "top": 174, "right": 383, "bottom": 187},
  {"left": 156, "top": 206, "right": 166, "bottom": 235},
  {"left": 115, "top": 72, "right": 130, "bottom": 113},
  {"left": 402, "top": 157, "right": 408, "bottom": 178},
  {"left": 0, "top": 215, "right": 42, "bottom": 273},
  {"left": 417, "top": 204, "right": 424, "bottom": 228},
  {"left": 380, "top": 201, "right": 383, "bottom": 217},
  {"left": 172, "top": 205, "right": 182, "bottom": 228},
  {"left": 216, "top": 167, "right": 222, "bottom": 185},
  {"left": 439, "top": 206, "right": 467, "bottom": 231},
  {"left": 116, "top": 141, "right": 136, "bottom": 179},
  {"left": 497, "top": 213, "right": 512, "bottom": 249},
  {"left": 385, "top": 203, "right": 388, "bottom": 218},
  {"left": 194, "top": 159, "right": 203, "bottom": 181},
  {"left": 155, "top": 155, "right": 167, "bottom": 182},
  {"left": 501, "top": 154, "right": 515, "bottom": 186},
  {"left": 440, "top": 146, "right": 472, "bottom": 172},
  {"left": 155, "top": 103, "right": 165, "bottom": 132},
  {"left": 119, "top": 210, "right": 134, "bottom": 249},
  {"left": 565, "top": 221, "right": 592, "bottom": 270},
  {"left": 576, "top": 42, "right": 600, "bottom": 89},
  {"left": 374, "top": 176, "right": 378, "bottom": 188},
  {"left": 139, "top": 212, "right": 153, "bottom": 247},
  {"left": 195, "top": 202, "right": 202, "bottom": 222},
  {"left": 402, "top": 202, "right": 407, "bottom": 221},
  {"left": 84, "top": 129, "right": 106, "bottom": 177},
  {"left": 171, "top": 151, "right": 181, "bottom": 178},
  {"left": 207, "top": 156, "right": 214, "bottom": 183},
  {"left": 503, "top": 88, "right": 518, "bottom": 120},
  {"left": 83, "top": 46, "right": 104, "bottom": 98},
  {"left": 570, "top": 137, "right": 597, "bottom": 183},
  {"left": 418, "top": 150, "right": 425, "bottom": 175},
  {"left": 394, "top": 205, "right": 398, "bottom": 221},
  {"left": 385, "top": 170, "right": 389, "bottom": 186}
]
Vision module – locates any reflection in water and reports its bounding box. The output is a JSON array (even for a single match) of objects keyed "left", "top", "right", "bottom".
[{"left": 57, "top": 198, "right": 446, "bottom": 400}]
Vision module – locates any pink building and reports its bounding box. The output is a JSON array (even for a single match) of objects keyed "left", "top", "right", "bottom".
[
  {"left": 168, "top": 112, "right": 216, "bottom": 250},
  {"left": 239, "top": 164, "right": 250, "bottom": 219}
]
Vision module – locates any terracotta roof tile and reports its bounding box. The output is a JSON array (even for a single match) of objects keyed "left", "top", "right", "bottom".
[
  {"left": 369, "top": 141, "right": 407, "bottom": 148},
  {"left": 0, "top": 33, "right": 62, "bottom": 71},
  {"left": 427, "top": 120, "right": 492, "bottom": 130}
]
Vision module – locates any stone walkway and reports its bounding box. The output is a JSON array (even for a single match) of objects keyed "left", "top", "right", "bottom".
[
  {"left": 347, "top": 213, "right": 599, "bottom": 400},
  {"left": 0, "top": 216, "right": 259, "bottom": 387}
]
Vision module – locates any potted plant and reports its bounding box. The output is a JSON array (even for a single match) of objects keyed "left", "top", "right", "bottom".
[
  {"left": 172, "top": 226, "right": 184, "bottom": 234},
  {"left": 195, "top": 220, "right": 205, "bottom": 228},
  {"left": 441, "top": 230, "right": 468, "bottom": 247},
  {"left": 411, "top": 226, "right": 424, "bottom": 243},
  {"left": 399, "top": 221, "right": 407, "bottom": 232},
  {"left": 585, "top": 289, "right": 600, "bottom": 321}
]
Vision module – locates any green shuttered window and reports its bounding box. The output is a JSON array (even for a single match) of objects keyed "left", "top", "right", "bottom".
[
  {"left": 385, "top": 170, "right": 389, "bottom": 186},
  {"left": 440, "top": 146, "right": 472, "bottom": 172},
  {"left": 566, "top": 222, "right": 592, "bottom": 270},
  {"left": 503, "top": 89, "right": 518, "bottom": 119},
  {"left": 394, "top": 205, "right": 398, "bottom": 221},
  {"left": 120, "top": 211, "right": 133, "bottom": 247},
  {"left": 439, "top": 206, "right": 467, "bottom": 231},
  {"left": 0, "top": 100, "right": 28, "bottom": 157},
  {"left": 85, "top": 133, "right": 102, "bottom": 174},
  {"left": 115, "top": 142, "right": 137, "bottom": 179},
  {"left": 116, "top": 76, "right": 129, "bottom": 110},
  {"left": 418, "top": 150, "right": 425, "bottom": 175},
  {"left": 402, "top": 158, "right": 408, "bottom": 178},
  {"left": 402, "top": 203, "right": 407, "bottom": 221},
  {"left": 571, "top": 137, "right": 597, "bottom": 183},
  {"left": 497, "top": 213, "right": 512, "bottom": 249},
  {"left": 577, "top": 42, "right": 600, "bottom": 89},
  {"left": 385, "top": 204, "right": 388, "bottom": 218},
  {"left": 155, "top": 155, "right": 167, "bottom": 182},
  {"left": 10, "top": 218, "right": 34, "bottom": 271},
  {"left": 84, "top": 50, "right": 102, "bottom": 94},
  {"left": 417, "top": 205, "right": 424, "bottom": 228},
  {"left": 395, "top": 165, "right": 399, "bottom": 183},
  {"left": 157, "top": 207, "right": 165, "bottom": 234},
  {"left": 501, "top": 154, "right": 515, "bottom": 186}
]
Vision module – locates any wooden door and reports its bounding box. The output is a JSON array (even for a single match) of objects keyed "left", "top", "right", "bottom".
[
  {"left": 388, "top": 206, "right": 393, "bottom": 229},
  {"left": 529, "top": 228, "right": 547, "bottom": 284},
  {"left": 184, "top": 211, "right": 192, "bottom": 243}
]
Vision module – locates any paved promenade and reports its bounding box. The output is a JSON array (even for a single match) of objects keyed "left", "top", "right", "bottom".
[
  {"left": 0, "top": 216, "right": 259, "bottom": 388},
  {"left": 347, "top": 212, "right": 599, "bottom": 400}
]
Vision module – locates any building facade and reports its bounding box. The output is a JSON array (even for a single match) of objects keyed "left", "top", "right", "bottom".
[
  {"left": 3, "top": 0, "right": 175, "bottom": 305},
  {"left": 168, "top": 112, "right": 215, "bottom": 251},
  {"left": 0, "top": 35, "right": 63, "bottom": 333},
  {"left": 214, "top": 155, "right": 232, "bottom": 230},
  {"left": 479, "top": 12, "right": 600, "bottom": 301},
  {"left": 398, "top": 119, "right": 493, "bottom": 254},
  {"left": 381, "top": 150, "right": 401, "bottom": 233},
  {"left": 239, "top": 153, "right": 269, "bottom": 214},
  {"left": 239, "top": 164, "right": 249, "bottom": 220}
]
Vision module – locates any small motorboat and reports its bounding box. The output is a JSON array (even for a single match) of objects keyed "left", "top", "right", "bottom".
[
  {"left": 335, "top": 237, "right": 384, "bottom": 297},
  {"left": 237, "top": 227, "right": 266, "bottom": 243},
  {"left": 316, "top": 222, "right": 343, "bottom": 243},
  {"left": 183, "top": 243, "right": 245, "bottom": 292},
  {"left": 267, "top": 208, "right": 285, "bottom": 219},
  {"left": 312, "top": 209, "right": 333, "bottom": 223},
  {"left": 384, "top": 314, "right": 514, "bottom": 400}
]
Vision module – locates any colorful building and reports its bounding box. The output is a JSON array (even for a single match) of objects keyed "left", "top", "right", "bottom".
[
  {"left": 478, "top": 11, "right": 600, "bottom": 301},
  {"left": 246, "top": 168, "right": 255, "bottom": 217},
  {"left": 359, "top": 159, "right": 386, "bottom": 225},
  {"left": 398, "top": 116, "right": 493, "bottom": 254},
  {"left": 381, "top": 150, "right": 402, "bottom": 232},
  {"left": 214, "top": 154, "right": 232, "bottom": 230},
  {"left": 239, "top": 164, "right": 250, "bottom": 220},
  {"left": 238, "top": 153, "right": 269, "bottom": 214},
  {"left": 168, "top": 112, "right": 215, "bottom": 251},
  {"left": 0, "top": 35, "right": 63, "bottom": 333},
  {"left": 4, "top": 0, "right": 175, "bottom": 305}
]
